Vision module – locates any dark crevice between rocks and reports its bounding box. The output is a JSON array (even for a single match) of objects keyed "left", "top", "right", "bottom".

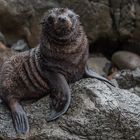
[
  {"left": 89, "top": 36, "right": 126, "bottom": 59},
  {"left": 89, "top": 34, "right": 140, "bottom": 60}
]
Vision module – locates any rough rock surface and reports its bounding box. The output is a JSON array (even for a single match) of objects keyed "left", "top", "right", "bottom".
[
  {"left": 1, "top": 0, "right": 140, "bottom": 51},
  {"left": 0, "top": 78, "right": 140, "bottom": 140},
  {"left": 114, "top": 68, "right": 140, "bottom": 96}
]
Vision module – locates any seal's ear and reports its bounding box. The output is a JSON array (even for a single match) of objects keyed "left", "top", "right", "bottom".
[
  {"left": 69, "top": 9, "right": 80, "bottom": 18},
  {"left": 60, "top": 8, "right": 68, "bottom": 12}
]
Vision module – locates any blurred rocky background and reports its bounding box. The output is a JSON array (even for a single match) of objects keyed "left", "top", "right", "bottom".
[
  {"left": 0, "top": 0, "right": 140, "bottom": 139},
  {"left": 0, "top": 0, "right": 140, "bottom": 77}
]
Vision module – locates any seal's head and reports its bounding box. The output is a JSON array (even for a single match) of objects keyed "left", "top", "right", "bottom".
[{"left": 41, "top": 8, "right": 79, "bottom": 39}]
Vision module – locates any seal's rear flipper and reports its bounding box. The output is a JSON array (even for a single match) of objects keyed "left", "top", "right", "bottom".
[
  {"left": 46, "top": 72, "right": 71, "bottom": 122},
  {"left": 84, "top": 65, "right": 115, "bottom": 87},
  {"left": 10, "top": 101, "right": 29, "bottom": 134}
]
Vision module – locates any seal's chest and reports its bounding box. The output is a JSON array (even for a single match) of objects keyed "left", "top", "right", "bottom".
[
  {"left": 64, "top": 63, "right": 85, "bottom": 83},
  {"left": 66, "top": 69, "right": 84, "bottom": 83}
]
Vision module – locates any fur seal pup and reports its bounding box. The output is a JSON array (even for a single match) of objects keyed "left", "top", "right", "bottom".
[{"left": 0, "top": 8, "right": 114, "bottom": 134}]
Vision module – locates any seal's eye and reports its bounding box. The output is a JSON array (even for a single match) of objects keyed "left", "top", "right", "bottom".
[
  {"left": 47, "top": 15, "right": 54, "bottom": 24},
  {"left": 68, "top": 14, "right": 74, "bottom": 18}
]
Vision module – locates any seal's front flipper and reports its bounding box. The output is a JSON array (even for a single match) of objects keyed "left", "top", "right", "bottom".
[
  {"left": 10, "top": 101, "right": 29, "bottom": 134},
  {"left": 46, "top": 72, "right": 71, "bottom": 121},
  {"left": 47, "top": 89, "right": 71, "bottom": 121},
  {"left": 84, "top": 65, "right": 115, "bottom": 87}
]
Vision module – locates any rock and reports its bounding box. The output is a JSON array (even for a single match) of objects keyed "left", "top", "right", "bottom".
[
  {"left": 0, "top": 78, "right": 140, "bottom": 139},
  {"left": 11, "top": 39, "right": 29, "bottom": 52},
  {"left": 60, "top": 0, "right": 140, "bottom": 54},
  {"left": 0, "top": 0, "right": 59, "bottom": 47},
  {"left": 0, "top": 42, "right": 16, "bottom": 67},
  {"left": 60, "top": 0, "right": 113, "bottom": 42},
  {"left": 0, "top": 32, "right": 6, "bottom": 44},
  {"left": 87, "top": 55, "right": 112, "bottom": 76},
  {"left": 121, "top": 39, "right": 140, "bottom": 55},
  {"left": 112, "top": 51, "right": 140, "bottom": 70},
  {"left": 133, "top": 86, "right": 140, "bottom": 97},
  {"left": 0, "top": 0, "right": 140, "bottom": 52},
  {"left": 114, "top": 68, "right": 140, "bottom": 91}
]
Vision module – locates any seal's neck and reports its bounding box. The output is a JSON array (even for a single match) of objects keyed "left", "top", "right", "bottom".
[{"left": 36, "top": 24, "right": 88, "bottom": 82}]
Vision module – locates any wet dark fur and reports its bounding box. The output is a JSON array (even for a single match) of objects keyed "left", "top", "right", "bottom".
[{"left": 0, "top": 8, "right": 88, "bottom": 134}]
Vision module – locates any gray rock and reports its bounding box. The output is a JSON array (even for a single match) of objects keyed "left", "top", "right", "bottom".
[
  {"left": 0, "top": 0, "right": 59, "bottom": 47},
  {"left": 11, "top": 39, "right": 29, "bottom": 52},
  {"left": 87, "top": 55, "right": 112, "bottom": 76},
  {"left": 112, "top": 51, "right": 140, "bottom": 70},
  {"left": 114, "top": 68, "right": 140, "bottom": 94},
  {"left": 0, "top": 78, "right": 140, "bottom": 139}
]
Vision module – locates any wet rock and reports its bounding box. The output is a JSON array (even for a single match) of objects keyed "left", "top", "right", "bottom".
[
  {"left": 0, "top": 78, "right": 140, "bottom": 139},
  {"left": 112, "top": 51, "right": 140, "bottom": 70},
  {"left": 87, "top": 55, "right": 111, "bottom": 76},
  {"left": 11, "top": 39, "right": 29, "bottom": 52}
]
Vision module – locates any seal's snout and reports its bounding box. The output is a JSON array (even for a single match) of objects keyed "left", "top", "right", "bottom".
[
  {"left": 57, "top": 15, "right": 72, "bottom": 31},
  {"left": 58, "top": 16, "right": 67, "bottom": 23},
  {"left": 42, "top": 8, "right": 79, "bottom": 37}
]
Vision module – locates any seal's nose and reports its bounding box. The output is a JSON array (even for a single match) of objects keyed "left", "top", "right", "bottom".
[{"left": 58, "top": 16, "right": 67, "bottom": 23}]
